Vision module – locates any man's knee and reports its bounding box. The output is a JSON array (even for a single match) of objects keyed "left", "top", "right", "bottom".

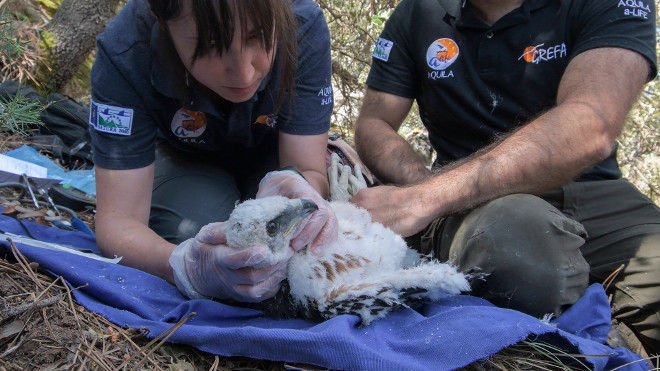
[
  {"left": 606, "top": 230, "right": 660, "bottom": 356},
  {"left": 449, "top": 194, "right": 590, "bottom": 317}
]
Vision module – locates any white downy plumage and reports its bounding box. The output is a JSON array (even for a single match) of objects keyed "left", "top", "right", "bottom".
[{"left": 224, "top": 195, "right": 470, "bottom": 325}]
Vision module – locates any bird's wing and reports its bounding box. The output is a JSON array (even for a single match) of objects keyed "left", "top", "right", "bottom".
[{"left": 314, "top": 260, "right": 469, "bottom": 325}]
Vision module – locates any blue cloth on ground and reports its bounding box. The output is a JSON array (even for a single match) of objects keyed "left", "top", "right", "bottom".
[{"left": 0, "top": 212, "right": 650, "bottom": 371}]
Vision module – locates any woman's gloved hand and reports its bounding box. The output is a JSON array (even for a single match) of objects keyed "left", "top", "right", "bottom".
[
  {"left": 169, "top": 222, "right": 288, "bottom": 302},
  {"left": 256, "top": 169, "right": 338, "bottom": 254}
]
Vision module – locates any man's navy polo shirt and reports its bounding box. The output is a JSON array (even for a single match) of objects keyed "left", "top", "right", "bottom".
[
  {"left": 89, "top": 0, "right": 333, "bottom": 170},
  {"left": 367, "top": 0, "right": 657, "bottom": 180}
]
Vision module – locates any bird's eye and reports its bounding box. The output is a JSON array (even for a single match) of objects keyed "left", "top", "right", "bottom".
[{"left": 266, "top": 221, "right": 277, "bottom": 236}]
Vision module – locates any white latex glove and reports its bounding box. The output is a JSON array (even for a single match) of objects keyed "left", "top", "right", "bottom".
[
  {"left": 169, "top": 222, "right": 288, "bottom": 302},
  {"left": 256, "top": 169, "right": 338, "bottom": 254},
  {"left": 328, "top": 152, "right": 368, "bottom": 202}
]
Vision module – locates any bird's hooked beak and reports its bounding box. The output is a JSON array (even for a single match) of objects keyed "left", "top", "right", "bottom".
[{"left": 279, "top": 198, "right": 319, "bottom": 238}]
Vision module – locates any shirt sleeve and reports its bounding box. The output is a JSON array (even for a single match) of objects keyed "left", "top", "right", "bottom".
[
  {"left": 89, "top": 46, "right": 158, "bottom": 170},
  {"left": 88, "top": 2, "right": 159, "bottom": 170},
  {"left": 278, "top": 1, "right": 334, "bottom": 135},
  {"left": 365, "top": 0, "right": 424, "bottom": 99},
  {"left": 569, "top": 0, "right": 657, "bottom": 81}
]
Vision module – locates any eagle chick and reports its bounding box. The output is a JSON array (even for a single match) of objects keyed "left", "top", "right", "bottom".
[{"left": 224, "top": 196, "right": 470, "bottom": 325}]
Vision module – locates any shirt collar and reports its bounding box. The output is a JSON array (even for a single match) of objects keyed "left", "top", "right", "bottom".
[
  {"left": 456, "top": 0, "right": 548, "bottom": 29},
  {"left": 441, "top": 0, "right": 464, "bottom": 26}
]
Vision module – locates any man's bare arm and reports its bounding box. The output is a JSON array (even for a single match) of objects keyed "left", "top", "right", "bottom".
[
  {"left": 353, "top": 47, "right": 650, "bottom": 236},
  {"left": 354, "top": 89, "right": 431, "bottom": 185}
]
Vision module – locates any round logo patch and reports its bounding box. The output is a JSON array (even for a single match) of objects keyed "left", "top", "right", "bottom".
[
  {"left": 426, "top": 38, "right": 459, "bottom": 71},
  {"left": 171, "top": 108, "right": 207, "bottom": 138}
]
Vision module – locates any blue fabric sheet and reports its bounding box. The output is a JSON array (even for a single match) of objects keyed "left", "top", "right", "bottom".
[{"left": 0, "top": 211, "right": 651, "bottom": 371}]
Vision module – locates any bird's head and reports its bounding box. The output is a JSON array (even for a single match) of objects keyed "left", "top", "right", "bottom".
[{"left": 225, "top": 196, "right": 318, "bottom": 263}]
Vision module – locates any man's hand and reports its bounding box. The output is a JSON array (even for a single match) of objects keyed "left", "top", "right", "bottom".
[
  {"left": 351, "top": 185, "right": 432, "bottom": 237},
  {"left": 169, "top": 222, "right": 288, "bottom": 302},
  {"left": 257, "top": 170, "right": 338, "bottom": 254}
]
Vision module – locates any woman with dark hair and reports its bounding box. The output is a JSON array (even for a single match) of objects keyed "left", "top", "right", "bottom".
[{"left": 88, "top": 0, "right": 336, "bottom": 302}]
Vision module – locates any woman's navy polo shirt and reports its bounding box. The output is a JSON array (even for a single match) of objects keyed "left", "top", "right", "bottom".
[
  {"left": 89, "top": 0, "right": 333, "bottom": 170},
  {"left": 367, "top": 0, "right": 657, "bottom": 180}
]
